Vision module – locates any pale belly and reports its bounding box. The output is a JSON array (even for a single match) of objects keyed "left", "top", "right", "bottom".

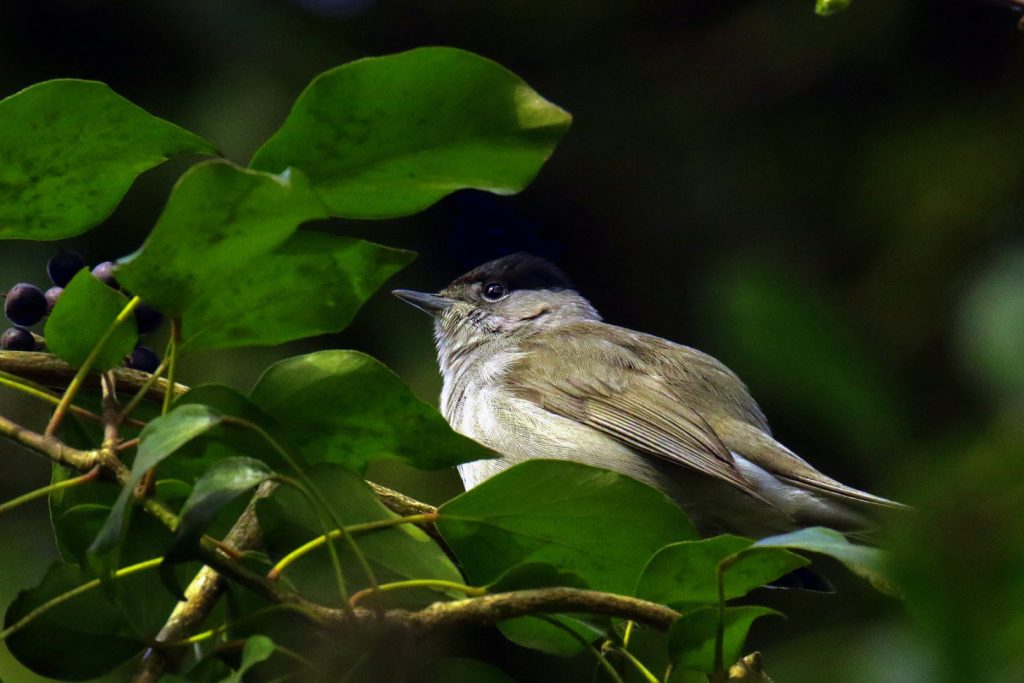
[{"left": 443, "top": 385, "right": 831, "bottom": 538}]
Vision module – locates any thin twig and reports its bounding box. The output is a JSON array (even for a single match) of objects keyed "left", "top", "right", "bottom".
[{"left": 0, "top": 351, "right": 188, "bottom": 403}]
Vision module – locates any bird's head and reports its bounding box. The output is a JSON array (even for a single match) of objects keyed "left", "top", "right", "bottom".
[{"left": 393, "top": 253, "right": 600, "bottom": 354}]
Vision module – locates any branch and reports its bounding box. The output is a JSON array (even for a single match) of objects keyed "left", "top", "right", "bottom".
[
  {"left": 0, "top": 352, "right": 681, "bottom": 668},
  {"left": 133, "top": 483, "right": 276, "bottom": 683},
  {"left": 0, "top": 412, "right": 99, "bottom": 470},
  {"left": 396, "top": 587, "right": 680, "bottom": 632},
  {"left": 0, "top": 351, "right": 188, "bottom": 403}
]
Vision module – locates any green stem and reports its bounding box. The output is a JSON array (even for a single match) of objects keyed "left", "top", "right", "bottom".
[
  {"left": 0, "top": 556, "right": 161, "bottom": 642},
  {"left": 0, "top": 369, "right": 106, "bottom": 426},
  {"left": 712, "top": 557, "right": 735, "bottom": 683},
  {"left": 0, "top": 466, "right": 100, "bottom": 517},
  {"left": 349, "top": 579, "right": 484, "bottom": 607},
  {"left": 116, "top": 356, "right": 169, "bottom": 424},
  {"left": 615, "top": 646, "right": 660, "bottom": 683},
  {"left": 267, "top": 512, "right": 439, "bottom": 581},
  {"left": 272, "top": 474, "right": 354, "bottom": 618},
  {"left": 622, "top": 619, "right": 636, "bottom": 648},
  {"left": 538, "top": 616, "right": 624, "bottom": 683},
  {"left": 224, "top": 418, "right": 381, "bottom": 607},
  {"left": 161, "top": 321, "right": 179, "bottom": 416},
  {"left": 45, "top": 296, "right": 140, "bottom": 437}
]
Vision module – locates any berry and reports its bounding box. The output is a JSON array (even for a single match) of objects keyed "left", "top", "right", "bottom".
[
  {"left": 4, "top": 283, "right": 47, "bottom": 327},
  {"left": 134, "top": 302, "right": 163, "bottom": 335},
  {"left": 92, "top": 261, "right": 119, "bottom": 289},
  {"left": 47, "top": 251, "right": 85, "bottom": 287},
  {"left": 0, "top": 327, "right": 35, "bottom": 351},
  {"left": 126, "top": 345, "right": 160, "bottom": 373},
  {"left": 44, "top": 286, "right": 63, "bottom": 313}
]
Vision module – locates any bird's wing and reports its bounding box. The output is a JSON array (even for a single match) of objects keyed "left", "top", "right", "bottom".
[{"left": 508, "top": 322, "right": 773, "bottom": 505}]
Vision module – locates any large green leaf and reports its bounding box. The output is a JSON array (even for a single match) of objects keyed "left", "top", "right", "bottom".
[
  {"left": 257, "top": 463, "right": 462, "bottom": 608},
  {"left": 180, "top": 231, "right": 413, "bottom": 351},
  {"left": 437, "top": 460, "right": 697, "bottom": 595},
  {"left": 3, "top": 562, "right": 144, "bottom": 680},
  {"left": 666, "top": 605, "right": 780, "bottom": 674},
  {"left": 115, "top": 160, "right": 328, "bottom": 316},
  {"left": 0, "top": 79, "right": 214, "bottom": 240},
  {"left": 249, "top": 350, "right": 491, "bottom": 472},
  {"left": 753, "top": 527, "right": 897, "bottom": 595},
  {"left": 44, "top": 269, "right": 138, "bottom": 370},
  {"left": 87, "top": 405, "right": 222, "bottom": 576},
  {"left": 250, "top": 47, "right": 571, "bottom": 218},
  {"left": 635, "top": 536, "right": 808, "bottom": 609}
]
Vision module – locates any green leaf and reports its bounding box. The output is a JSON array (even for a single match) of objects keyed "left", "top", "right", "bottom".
[
  {"left": 43, "top": 270, "right": 138, "bottom": 370},
  {"left": 87, "top": 405, "right": 222, "bottom": 576},
  {"left": 815, "top": 0, "right": 851, "bottom": 16},
  {"left": 635, "top": 536, "right": 808, "bottom": 609},
  {"left": 753, "top": 527, "right": 897, "bottom": 595},
  {"left": 115, "top": 160, "right": 328, "bottom": 316},
  {"left": 666, "top": 605, "right": 780, "bottom": 674},
  {"left": 220, "top": 635, "right": 276, "bottom": 683},
  {"left": 2, "top": 562, "right": 144, "bottom": 680},
  {"left": 417, "top": 658, "right": 518, "bottom": 683},
  {"left": 160, "top": 457, "right": 273, "bottom": 597},
  {"left": 437, "top": 460, "right": 697, "bottom": 595},
  {"left": 257, "top": 463, "right": 462, "bottom": 608},
  {"left": 0, "top": 79, "right": 213, "bottom": 240},
  {"left": 169, "top": 385, "right": 285, "bottom": 480},
  {"left": 249, "top": 350, "right": 491, "bottom": 472},
  {"left": 250, "top": 47, "right": 571, "bottom": 218},
  {"left": 180, "top": 231, "right": 413, "bottom": 351}
]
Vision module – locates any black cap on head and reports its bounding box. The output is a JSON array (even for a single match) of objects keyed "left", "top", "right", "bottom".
[{"left": 449, "top": 252, "right": 574, "bottom": 292}]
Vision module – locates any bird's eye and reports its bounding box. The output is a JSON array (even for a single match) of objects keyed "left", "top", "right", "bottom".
[{"left": 482, "top": 282, "right": 507, "bottom": 301}]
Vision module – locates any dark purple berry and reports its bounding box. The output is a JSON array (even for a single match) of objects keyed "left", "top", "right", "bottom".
[
  {"left": 47, "top": 251, "right": 85, "bottom": 287},
  {"left": 126, "top": 345, "right": 160, "bottom": 373},
  {"left": 92, "top": 261, "right": 119, "bottom": 289},
  {"left": 4, "top": 283, "right": 47, "bottom": 327},
  {"left": 134, "top": 302, "right": 163, "bottom": 335},
  {"left": 1, "top": 327, "right": 35, "bottom": 351},
  {"left": 44, "top": 286, "right": 63, "bottom": 314}
]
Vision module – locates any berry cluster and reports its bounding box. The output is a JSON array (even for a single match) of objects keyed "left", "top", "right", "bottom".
[{"left": 1, "top": 252, "right": 164, "bottom": 373}]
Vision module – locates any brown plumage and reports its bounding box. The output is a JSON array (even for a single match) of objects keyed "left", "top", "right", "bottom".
[{"left": 394, "top": 253, "right": 904, "bottom": 539}]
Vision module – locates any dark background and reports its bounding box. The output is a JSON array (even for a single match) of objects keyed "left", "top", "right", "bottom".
[{"left": 1, "top": 1, "right": 1023, "bottom": 681}]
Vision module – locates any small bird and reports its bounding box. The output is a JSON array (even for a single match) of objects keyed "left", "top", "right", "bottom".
[{"left": 394, "top": 253, "right": 904, "bottom": 539}]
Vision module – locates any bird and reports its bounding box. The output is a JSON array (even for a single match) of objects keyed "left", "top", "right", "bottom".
[{"left": 393, "top": 253, "right": 904, "bottom": 540}]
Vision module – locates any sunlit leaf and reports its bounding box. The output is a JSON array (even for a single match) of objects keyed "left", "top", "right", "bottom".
[
  {"left": 754, "top": 527, "right": 896, "bottom": 595},
  {"left": 0, "top": 79, "right": 213, "bottom": 240},
  {"left": 250, "top": 47, "right": 571, "bottom": 218},
  {"left": 250, "top": 350, "right": 491, "bottom": 472},
  {"left": 115, "top": 160, "right": 328, "bottom": 316},
  {"left": 437, "top": 460, "right": 697, "bottom": 594},
  {"left": 180, "top": 231, "right": 413, "bottom": 351}
]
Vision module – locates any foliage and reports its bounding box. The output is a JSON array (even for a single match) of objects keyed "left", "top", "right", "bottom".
[{"left": 0, "top": 47, "right": 895, "bottom": 682}]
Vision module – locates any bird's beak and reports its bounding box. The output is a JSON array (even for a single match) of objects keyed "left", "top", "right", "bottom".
[{"left": 392, "top": 289, "right": 455, "bottom": 316}]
